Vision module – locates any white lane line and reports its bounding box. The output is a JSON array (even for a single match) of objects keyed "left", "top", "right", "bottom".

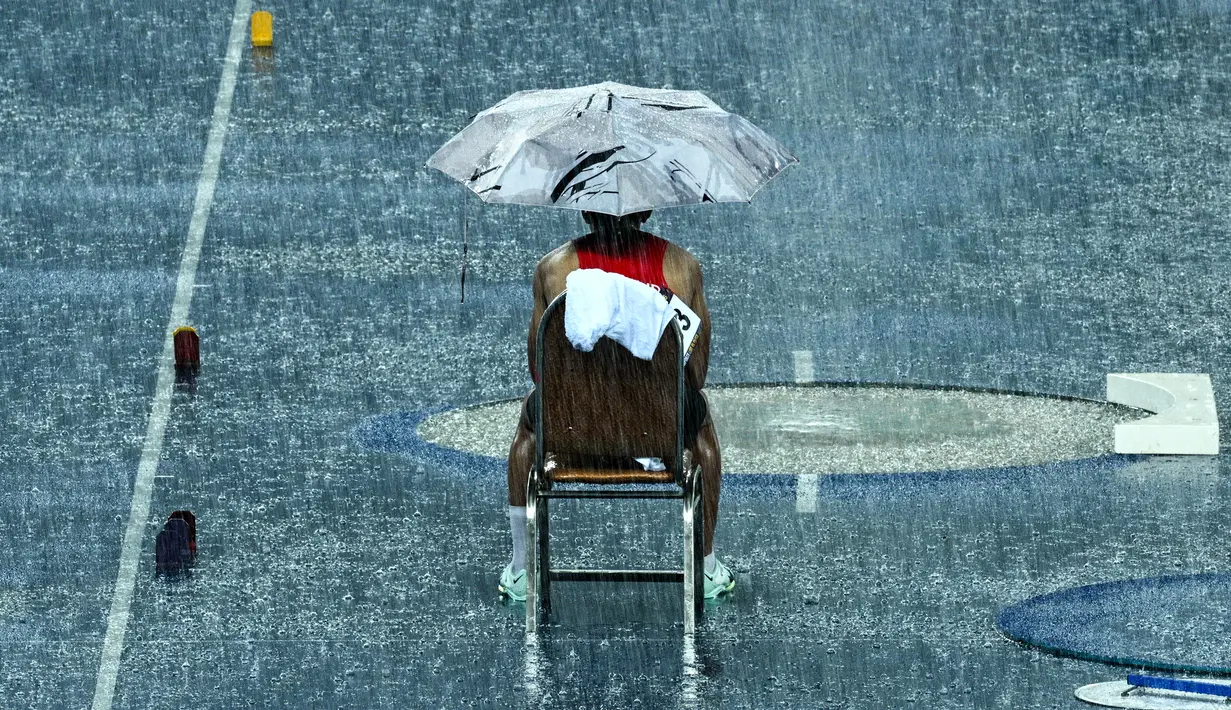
[
  {"left": 90, "top": 2, "right": 250, "bottom": 708},
  {"left": 793, "top": 351, "right": 818, "bottom": 513},
  {"left": 795, "top": 474, "right": 818, "bottom": 514},
  {"left": 792, "top": 350, "right": 814, "bottom": 384}
]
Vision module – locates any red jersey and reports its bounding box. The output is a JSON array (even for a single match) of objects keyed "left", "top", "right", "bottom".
[{"left": 573, "top": 233, "right": 670, "bottom": 291}]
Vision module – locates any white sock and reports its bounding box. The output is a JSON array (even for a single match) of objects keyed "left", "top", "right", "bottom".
[
  {"left": 508, "top": 506, "right": 527, "bottom": 572},
  {"left": 704, "top": 553, "right": 716, "bottom": 574}
]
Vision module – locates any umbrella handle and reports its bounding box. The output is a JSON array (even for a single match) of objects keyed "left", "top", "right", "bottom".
[{"left": 460, "top": 217, "right": 468, "bottom": 303}]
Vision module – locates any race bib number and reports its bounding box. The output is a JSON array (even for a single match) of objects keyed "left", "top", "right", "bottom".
[{"left": 664, "top": 293, "right": 700, "bottom": 364}]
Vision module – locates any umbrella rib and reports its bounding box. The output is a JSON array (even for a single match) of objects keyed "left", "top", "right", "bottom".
[
  {"left": 637, "top": 102, "right": 710, "bottom": 112},
  {"left": 609, "top": 98, "right": 621, "bottom": 214},
  {"left": 468, "top": 165, "right": 500, "bottom": 183}
]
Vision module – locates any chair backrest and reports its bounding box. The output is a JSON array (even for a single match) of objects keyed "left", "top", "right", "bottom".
[{"left": 534, "top": 292, "right": 684, "bottom": 476}]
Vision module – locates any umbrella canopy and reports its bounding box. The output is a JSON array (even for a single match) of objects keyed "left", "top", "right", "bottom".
[{"left": 427, "top": 81, "right": 797, "bottom": 216}]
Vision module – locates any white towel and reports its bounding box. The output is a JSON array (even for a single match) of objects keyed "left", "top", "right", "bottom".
[{"left": 564, "top": 269, "right": 675, "bottom": 360}]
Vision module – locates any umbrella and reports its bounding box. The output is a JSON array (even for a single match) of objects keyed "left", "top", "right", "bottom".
[{"left": 427, "top": 81, "right": 796, "bottom": 216}]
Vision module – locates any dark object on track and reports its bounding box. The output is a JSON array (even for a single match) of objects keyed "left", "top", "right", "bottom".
[
  {"left": 167, "top": 510, "right": 197, "bottom": 557},
  {"left": 173, "top": 326, "right": 200, "bottom": 374},
  {"left": 173, "top": 326, "right": 200, "bottom": 392},
  {"left": 155, "top": 510, "right": 198, "bottom": 575}
]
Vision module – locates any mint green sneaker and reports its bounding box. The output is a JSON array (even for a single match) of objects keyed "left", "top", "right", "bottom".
[
  {"left": 498, "top": 563, "right": 526, "bottom": 602},
  {"left": 703, "top": 559, "right": 736, "bottom": 599}
]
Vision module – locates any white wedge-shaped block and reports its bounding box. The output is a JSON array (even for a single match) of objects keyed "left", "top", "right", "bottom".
[{"left": 1106, "top": 373, "right": 1220, "bottom": 455}]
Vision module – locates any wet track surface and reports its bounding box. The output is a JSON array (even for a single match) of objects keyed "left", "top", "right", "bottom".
[{"left": 2, "top": 0, "right": 1229, "bottom": 707}]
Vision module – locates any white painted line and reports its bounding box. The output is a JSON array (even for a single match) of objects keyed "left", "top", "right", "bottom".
[
  {"left": 792, "top": 350, "right": 814, "bottom": 384},
  {"left": 792, "top": 350, "right": 818, "bottom": 513},
  {"left": 1076, "top": 677, "right": 1231, "bottom": 708},
  {"left": 90, "top": 2, "right": 250, "bottom": 708},
  {"left": 1107, "top": 373, "right": 1220, "bottom": 455},
  {"left": 795, "top": 474, "right": 818, "bottom": 514}
]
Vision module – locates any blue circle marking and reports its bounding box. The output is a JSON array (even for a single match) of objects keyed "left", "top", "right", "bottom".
[
  {"left": 997, "top": 573, "right": 1231, "bottom": 675},
  {"left": 352, "top": 385, "right": 1137, "bottom": 500}
]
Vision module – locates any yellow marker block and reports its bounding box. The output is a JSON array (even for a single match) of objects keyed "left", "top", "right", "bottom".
[{"left": 251, "top": 11, "right": 273, "bottom": 47}]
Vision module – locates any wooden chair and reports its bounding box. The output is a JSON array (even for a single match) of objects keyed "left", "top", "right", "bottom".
[{"left": 526, "top": 292, "right": 704, "bottom": 633}]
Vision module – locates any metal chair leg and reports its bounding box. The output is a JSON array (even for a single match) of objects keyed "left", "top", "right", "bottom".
[
  {"left": 538, "top": 495, "right": 551, "bottom": 614},
  {"left": 693, "top": 467, "right": 705, "bottom": 616},
  {"left": 682, "top": 465, "right": 699, "bottom": 634},
  {"left": 525, "top": 467, "right": 539, "bottom": 633}
]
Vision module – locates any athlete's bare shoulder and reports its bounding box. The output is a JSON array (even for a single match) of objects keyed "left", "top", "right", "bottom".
[
  {"left": 661, "top": 240, "right": 700, "bottom": 273},
  {"left": 537, "top": 240, "right": 577, "bottom": 272},
  {"left": 657, "top": 238, "right": 702, "bottom": 299},
  {"left": 534, "top": 240, "right": 580, "bottom": 303}
]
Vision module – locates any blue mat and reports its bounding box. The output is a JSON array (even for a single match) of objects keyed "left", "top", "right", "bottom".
[{"left": 997, "top": 574, "right": 1231, "bottom": 674}]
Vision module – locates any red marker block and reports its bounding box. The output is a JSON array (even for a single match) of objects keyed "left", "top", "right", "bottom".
[{"left": 173, "top": 326, "right": 200, "bottom": 373}]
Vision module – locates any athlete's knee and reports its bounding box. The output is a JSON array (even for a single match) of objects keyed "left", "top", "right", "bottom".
[{"left": 693, "top": 420, "right": 720, "bottom": 457}]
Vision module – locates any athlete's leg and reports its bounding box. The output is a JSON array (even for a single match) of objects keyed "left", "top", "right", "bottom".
[
  {"left": 500, "top": 392, "right": 535, "bottom": 599},
  {"left": 507, "top": 392, "right": 535, "bottom": 507},
  {"left": 691, "top": 416, "right": 722, "bottom": 556}
]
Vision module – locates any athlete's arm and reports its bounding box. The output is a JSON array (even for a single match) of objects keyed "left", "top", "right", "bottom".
[
  {"left": 526, "top": 259, "right": 547, "bottom": 381},
  {"left": 685, "top": 263, "right": 711, "bottom": 391},
  {"left": 663, "top": 243, "right": 710, "bottom": 390}
]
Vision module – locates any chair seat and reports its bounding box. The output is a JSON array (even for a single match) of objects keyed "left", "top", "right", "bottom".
[
  {"left": 545, "top": 453, "right": 687, "bottom": 485},
  {"left": 549, "top": 465, "right": 676, "bottom": 485}
]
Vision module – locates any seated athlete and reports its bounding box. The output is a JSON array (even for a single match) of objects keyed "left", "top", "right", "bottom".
[{"left": 499, "top": 210, "right": 734, "bottom": 601}]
